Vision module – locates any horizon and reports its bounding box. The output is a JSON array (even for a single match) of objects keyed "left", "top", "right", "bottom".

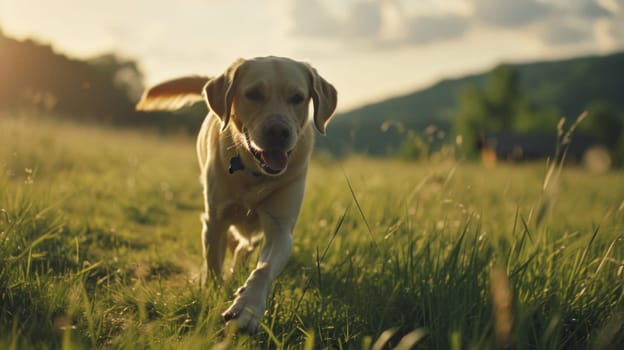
[{"left": 2, "top": 0, "right": 623, "bottom": 112}]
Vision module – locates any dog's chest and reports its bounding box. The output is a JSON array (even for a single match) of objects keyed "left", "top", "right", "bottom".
[
  {"left": 222, "top": 202, "right": 260, "bottom": 228},
  {"left": 210, "top": 177, "right": 278, "bottom": 219}
]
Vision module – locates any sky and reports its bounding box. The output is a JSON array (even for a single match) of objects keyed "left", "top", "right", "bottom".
[{"left": 1, "top": 0, "right": 623, "bottom": 111}]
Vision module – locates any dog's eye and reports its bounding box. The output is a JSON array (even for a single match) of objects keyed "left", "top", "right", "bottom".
[
  {"left": 245, "top": 89, "right": 264, "bottom": 102},
  {"left": 288, "top": 94, "right": 304, "bottom": 105}
]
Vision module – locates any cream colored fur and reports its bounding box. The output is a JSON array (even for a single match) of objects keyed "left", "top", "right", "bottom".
[{"left": 136, "top": 56, "right": 337, "bottom": 333}]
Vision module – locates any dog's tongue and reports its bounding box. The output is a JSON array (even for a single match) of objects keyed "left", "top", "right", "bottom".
[{"left": 261, "top": 151, "right": 288, "bottom": 172}]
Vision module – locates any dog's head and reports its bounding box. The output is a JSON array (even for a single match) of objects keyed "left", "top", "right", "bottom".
[
  {"left": 136, "top": 56, "right": 337, "bottom": 176},
  {"left": 204, "top": 57, "right": 337, "bottom": 175}
]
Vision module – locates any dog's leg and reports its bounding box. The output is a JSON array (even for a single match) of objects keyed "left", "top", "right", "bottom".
[
  {"left": 201, "top": 212, "right": 229, "bottom": 280},
  {"left": 221, "top": 179, "right": 306, "bottom": 333},
  {"left": 227, "top": 226, "right": 252, "bottom": 277},
  {"left": 222, "top": 216, "right": 293, "bottom": 332}
]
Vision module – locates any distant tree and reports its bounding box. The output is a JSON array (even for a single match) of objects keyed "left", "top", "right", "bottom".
[
  {"left": 88, "top": 54, "right": 144, "bottom": 101},
  {"left": 455, "top": 65, "right": 558, "bottom": 155},
  {"left": 615, "top": 131, "right": 624, "bottom": 166},
  {"left": 485, "top": 65, "right": 519, "bottom": 130},
  {"left": 581, "top": 101, "right": 623, "bottom": 148},
  {"left": 0, "top": 34, "right": 142, "bottom": 121},
  {"left": 0, "top": 32, "right": 209, "bottom": 134},
  {"left": 579, "top": 101, "right": 624, "bottom": 166},
  {"left": 455, "top": 85, "right": 489, "bottom": 155}
]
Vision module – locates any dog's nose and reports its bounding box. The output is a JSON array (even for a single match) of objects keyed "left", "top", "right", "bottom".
[{"left": 263, "top": 118, "right": 291, "bottom": 149}]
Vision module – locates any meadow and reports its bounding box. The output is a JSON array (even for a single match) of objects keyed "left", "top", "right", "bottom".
[{"left": 1, "top": 114, "right": 622, "bottom": 349}]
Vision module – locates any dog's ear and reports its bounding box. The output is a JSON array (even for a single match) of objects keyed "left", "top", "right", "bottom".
[
  {"left": 136, "top": 76, "right": 209, "bottom": 111},
  {"left": 204, "top": 58, "right": 245, "bottom": 131},
  {"left": 306, "top": 65, "right": 338, "bottom": 135}
]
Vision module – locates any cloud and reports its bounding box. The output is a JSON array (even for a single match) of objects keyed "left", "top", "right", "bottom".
[
  {"left": 290, "top": 0, "right": 469, "bottom": 48},
  {"left": 404, "top": 15, "right": 470, "bottom": 45},
  {"left": 609, "top": 18, "right": 624, "bottom": 45},
  {"left": 291, "top": 0, "right": 339, "bottom": 37},
  {"left": 470, "top": 0, "right": 609, "bottom": 29},
  {"left": 535, "top": 0, "right": 616, "bottom": 46},
  {"left": 289, "top": 0, "right": 621, "bottom": 51},
  {"left": 469, "top": 0, "right": 617, "bottom": 47},
  {"left": 470, "top": 0, "right": 613, "bottom": 28},
  {"left": 345, "top": 1, "right": 382, "bottom": 37},
  {"left": 594, "top": 17, "right": 622, "bottom": 50},
  {"left": 539, "top": 20, "right": 594, "bottom": 45},
  {"left": 562, "top": 0, "right": 613, "bottom": 19},
  {"left": 471, "top": 0, "right": 554, "bottom": 27}
]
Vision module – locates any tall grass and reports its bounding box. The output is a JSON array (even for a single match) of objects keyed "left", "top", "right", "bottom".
[{"left": 1, "top": 114, "right": 623, "bottom": 349}]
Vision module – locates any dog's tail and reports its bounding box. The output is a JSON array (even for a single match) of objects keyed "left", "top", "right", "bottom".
[{"left": 136, "top": 76, "right": 211, "bottom": 111}]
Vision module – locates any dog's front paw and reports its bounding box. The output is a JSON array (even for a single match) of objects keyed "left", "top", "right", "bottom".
[{"left": 221, "top": 288, "right": 266, "bottom": 334}]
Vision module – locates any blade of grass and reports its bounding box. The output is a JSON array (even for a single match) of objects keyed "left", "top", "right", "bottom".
[{"left": 340, "top": 166, "right": 378, "bottom": 250}]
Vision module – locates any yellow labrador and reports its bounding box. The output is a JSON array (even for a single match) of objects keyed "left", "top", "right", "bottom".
[{"left": 136, "top": 56, "right": 337, "bottom": 332}]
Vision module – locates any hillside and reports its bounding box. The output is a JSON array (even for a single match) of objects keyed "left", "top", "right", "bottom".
[{"left": 322, "top": 52, "right": 624, "bottom": 156}]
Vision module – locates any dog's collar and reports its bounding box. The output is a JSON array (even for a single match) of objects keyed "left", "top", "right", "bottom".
[{"left": 229, "top": 155, "right": 262, "bottom": 177}]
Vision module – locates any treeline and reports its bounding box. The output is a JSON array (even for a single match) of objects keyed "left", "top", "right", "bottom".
[
  {"left": 455, "top": 65, "right": 624, "bottom": 162},
  {"left": 324, "top": 51, "right": 624, "bottom": 163},
  {"left": 397, "top": 65, "right": 624, "bottom": 166},
  {"left": 0, "top": 29, "right": 205, "bottom": 134}
]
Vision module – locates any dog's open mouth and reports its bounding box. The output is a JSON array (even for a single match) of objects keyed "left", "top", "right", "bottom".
[{"left": 244, "top": 129, "right": 291, "bottom": 175}]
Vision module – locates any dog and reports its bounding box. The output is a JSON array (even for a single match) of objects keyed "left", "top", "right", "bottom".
[{"left": 136, "top": 56, "right": 337, "bottom": 333}]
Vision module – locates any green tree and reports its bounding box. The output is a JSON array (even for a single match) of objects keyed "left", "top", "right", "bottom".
[
  {"left": 614, "top": 130, "right": 624, "bottom": 166},
  {"left": 88, "top": 54, "right": 144, "bottom": 101},
  {"left": 455, "top": 65, "right": 558, "bottom": 155},
  {"left": 581, "top": 101, "right": 623, "bottom": 148},
  {"left": 456, "top": 65, "right": 521, "bottom": 155},
  {"left": 485, "top": 65, "right": 519, "bottom": 130},
  {"left": 580, "top": 102, "right": 624, "bottom": 166},
  {"left": 455, "top": 85, "right": 489, "bottom": 155}
]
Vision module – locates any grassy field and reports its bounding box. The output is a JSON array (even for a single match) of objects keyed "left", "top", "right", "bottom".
[{"left": 1, "top": 114, "right": 623, "bottom": 349}]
